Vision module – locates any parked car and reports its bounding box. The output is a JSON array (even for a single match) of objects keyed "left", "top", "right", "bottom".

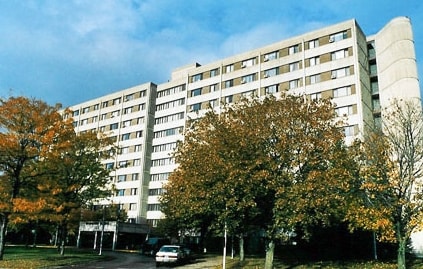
[
  {"left": 177, "top": 244, "right": 192, "bottom": 259},
  {"left": 155, "top": 245, "right": 186, "bottom": 267},
  {"left": 140, "top": 237, "right": 170, "bottom": 256}
]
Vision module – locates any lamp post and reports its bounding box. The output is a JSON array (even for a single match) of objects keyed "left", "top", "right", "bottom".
[{"left": 223, "top": 222, "right": 227, "bottom": 269}]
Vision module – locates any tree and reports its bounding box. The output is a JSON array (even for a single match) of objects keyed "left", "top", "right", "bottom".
[
  {"left": 347, "top": 98, "right": 423, "bottom": 269},
  {"left": 161, "top": 95, "right": 351, "bottom": 268},
  {"left": 39, "top": 129, "right": 117, "bottom": 255},
  {"left": 0, "top": 96, "right": 72, "bottom": 260}
]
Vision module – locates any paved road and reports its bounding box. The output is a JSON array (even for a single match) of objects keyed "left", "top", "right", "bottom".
[{"left": 56, "top": 251, "right": 222, "bottom": 269}]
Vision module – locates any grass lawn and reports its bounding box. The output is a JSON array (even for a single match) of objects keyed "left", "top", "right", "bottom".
[
  {"left": 0, "top": 245, "right": 108, "bottom": 269},
  {"left": 218, "top": 256, "right": 423, "bottom": 269}
]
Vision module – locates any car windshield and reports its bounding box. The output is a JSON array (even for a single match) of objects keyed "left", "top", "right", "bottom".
[{"left": 160, "top": 246, "right": 179, "bottom": 253}]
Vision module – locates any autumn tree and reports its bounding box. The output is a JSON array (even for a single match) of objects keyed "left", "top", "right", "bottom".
[
  {"left": 161, "top": 95, "right": 351, "bottom": 268},
  {"left": 38, "top": 128, "right": 117, "bottom": 255},
  {"left": 0, "top": 96, "right": 73, "bottom": 260},
  {"left": 347, "top": 98, "right": 423, "bottom": 269}
]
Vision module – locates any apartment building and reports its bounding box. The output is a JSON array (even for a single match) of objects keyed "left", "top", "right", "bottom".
[
  {"left": 69, "top": 82, "right": 157, "bottom": 223},
  {"left": 68, "top": 17, "right": 421, "bottom": 227}
]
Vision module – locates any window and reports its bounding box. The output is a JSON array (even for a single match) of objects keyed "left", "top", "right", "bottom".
[
  {"left": 119, "top": 161, "right": 128, "bottom": 168},
  {"left": 371, "top": 81, "right": 379, "bottom": 94},
  {"left": 80, "top": 119, "right": 88, "bottom": 126},
  {"left": 124, "top": 107, "right": 133, "bottom": 114},
  {"left": 309, "top": 56, "right": 320, "bottom": 66},
  {"left": 209, "top": 99, "right": 218, "bottom": 108},
  {"left": 225, "top": 95, "right": 233, "bottom": 104},
  {"left": 99, "top": 126, "right": 105, "bottom": 132},
  {"left": 118, "top": 175, "right": 126, "bottom": 182},
  {"left": 100, "top": 114, "right": 107, "bottom": 120},
  {"left": 265, "top": 85, "right": 279, "bottom": 94},
  {"left": 102, "top": 101, "right": 108, "bottom": 108},
  {"left": 310, "top": 74, "right": 320, "bottom": 84},
  {"left": 210, "top": 84, "right": 219, "bottom": 92},
  {"left": 125, "top": 94, "right": 134, "bottom": 102},
  {"left": 113, "top": 98, "right": 121, "bottom": 105},
  {"left": 136, "top": 131, "right": 143, "bottom": 138},
  {"left": 147, "top": 204, "right": 161, "bottom": 211},
  {"left": 289, "top": 79, "right": 299, "bottom": 89},
  {"left": 129, "top": 203, "right": 137, "bottom": 210},
  {"left": 289, "top": 62, "right": 299, "bottom": 72},
  {"left": 191, "top": 88, "right": 202, "bottom": 97},
  {"left": 139, "top": 103, "right": 146, "bottom": 110},
  {"left": 122, "top": 120, "right": 131, "bottom": 128},
  {"left": 116, "top": 189, "right": 125, "bottom": 196},
  {"left": 310, "top": 92, "right": 322, "bottom": 101},
  {"left": 157, "top": 85, "right": 185, "bottom": 98},
  {"left": 264, "top": 51, "right": 279, "bottom": 61},
  {"left": 156, "top": 98, "right": 185, "bottom": 111},
  {"left": 149, "top": 188, "right": 164, "bottom": 196},
  {"left": 224, "top": 79, "right": 233, "bottom": 88},
  {"left": 335, "top": 106, "right": 354, "bottom": 116},
  {"left": 289, "top": 44, "right": 300, "bottom": 55},
  {"left": 333, "top": 86, "right": 352, "bottom": 97},
  {"left": 373, "top": 98, "right": 381, "bottom": 111},
  {"left": 106, "top": 163, "right": 114, "bottom": 170},
  {"left": 191, "top": 103, "right": 201, "bottom": 112},
  {"left": 241, "top": 90, "right": 256, "bottom": 98},
  {"left": 331, "top": 67, "right": 350, "bottom": 79},
  {"left": 133, "top": 159, "right": 141, "bottom": 166},
  {"left": 92, "top": 116, "right": 98, "bottom": 123},
  {"left": 225, "top": 64, "right": 234, "bottom": 73},
  {"left": 111, "top": 110, "right": 119, "bottom": 118},
  {"left": 344, "top": 125, "right": 356, "bottom": 137},
  {"left": 130, "top": 188, "right": 138, "bottom": 195},
  {"left": 152, "top": 158, "right": 175, "bottom": 167},
  {"left": 192, "top": 73, "right": 202, "bottom": 82},
  {"left": 264, "top": 68, "right": 279, "bottom": 78},
  {"left": 241, "top": 74, "right": 255, "bottom": 84},
  {"left": 140, "top": 90, "right": 147, "bottom": 97},
  {"left": 331, "top": 49, "right": 349, "bottom": 60},
  {"left": 154, "top": 127, "right": 184, "bottom": 138},
  {"left": 73, "top": 110, "right": 79, "bottom": 116},
  {"left": 82, "top": 107, "right": 90, "bottom": 114},
  {"left": 93, "top": 104, "right": 99, "bottom": 110},
  {"left": 120, "top": 147, "right": 129, "bottom": 154},
  {"left": 121, "top": 133, "right": 130, "bottom": 141},
  {"left": 370, "top": 63, "right": 377, "bottom": 76},
  {"left": 329, "top": 31, "right": 348, "bottom": 42},
  {"left": 309, "top": 39, "right": 319, "bottom": 49},
  {"left": 135, "top": 144, "right": 142, "bottom": 152},
  {"left": 137, "top": 117, "right": 145, "bottom": 124},
  {"left": 132, "top": 173, "right": 139, "bottom": 181},
  {"left": 110, "top": 123, "right": 119, "bottom": 130},
  {"left": 210, "top": 69, "right": 219, "bottom": 77},
  {"left": 150, "top": 172, "right": 170, "bottom": 182},
  {"left": 241, "top": 58, "right": 255, "bottom": 68}
]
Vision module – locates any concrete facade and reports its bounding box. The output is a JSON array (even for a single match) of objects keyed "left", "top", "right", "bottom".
[{"left": 67, "top": 17, "right": 421, "bottom": 229}]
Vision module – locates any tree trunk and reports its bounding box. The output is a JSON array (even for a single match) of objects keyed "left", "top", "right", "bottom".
[
  {"left": 57, "top": 224, "right": 67, "bottom": 256},
  {"left": 264, "top": 239, "right": 275, "bottom": 269},
  {"left": 0, "top": 213, "right": 9, "bottom": 260},
  {"left": 397, "top": 236, "right": 406, "bottom": 269},
  {"left": 239, "top": 235, "right": 244, "bottom": 262}
]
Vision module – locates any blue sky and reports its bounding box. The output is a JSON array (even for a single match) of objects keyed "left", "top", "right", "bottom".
[{"left": 0, "top": 0, "right": 422, "bottom": 107}]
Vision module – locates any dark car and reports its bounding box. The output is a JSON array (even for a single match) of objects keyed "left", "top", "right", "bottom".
[{"left": 140, "top": 237, "right": 170, "bottom": 256}]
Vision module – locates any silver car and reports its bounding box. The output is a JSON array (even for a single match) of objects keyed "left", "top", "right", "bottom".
[{"left": 155, "top": 245, "right": 185, "bottom": 267}]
